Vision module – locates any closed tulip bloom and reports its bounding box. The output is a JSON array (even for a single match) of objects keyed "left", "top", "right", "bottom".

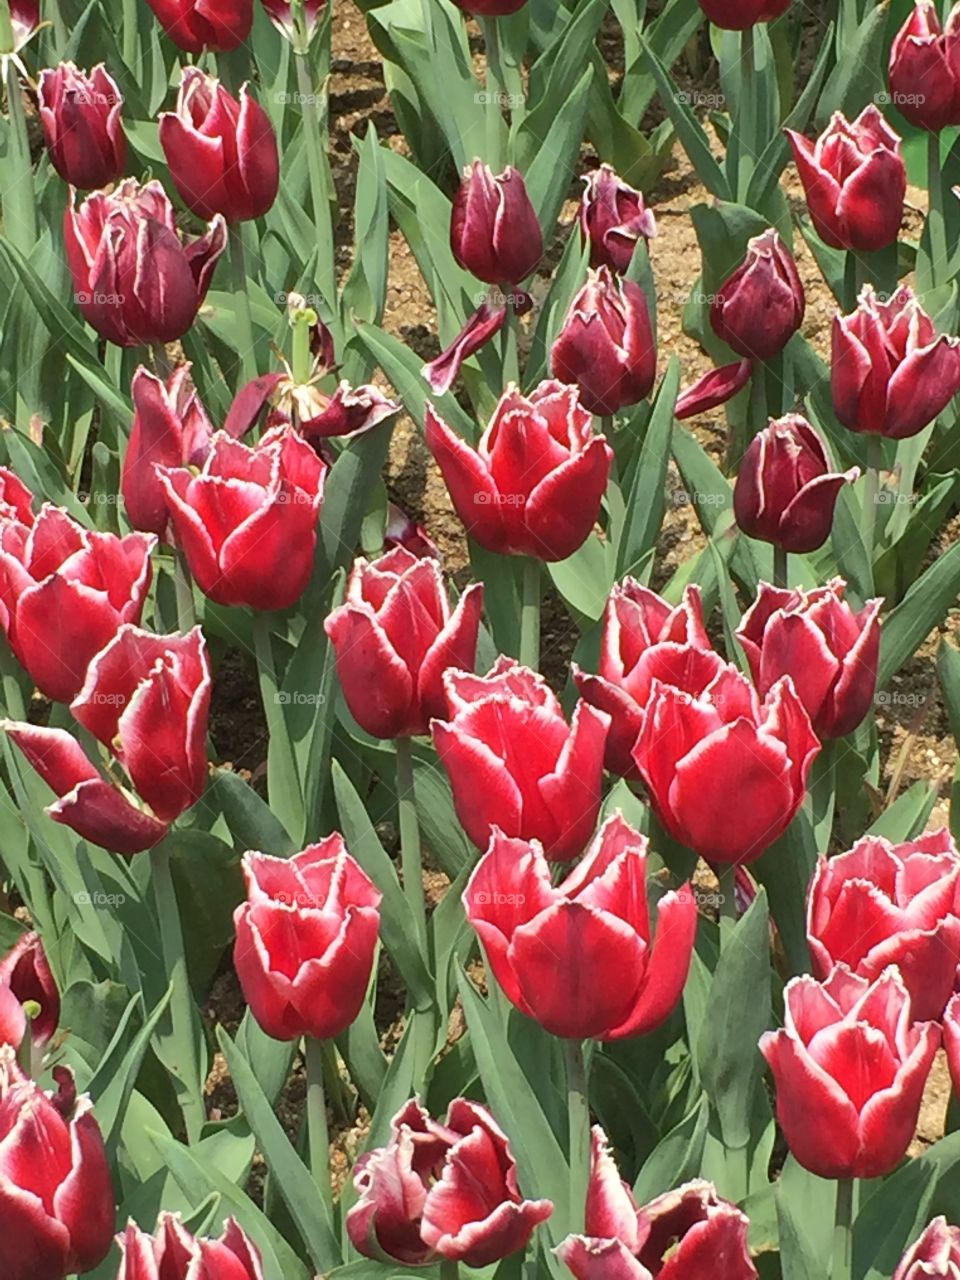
[
  {"left": 144, "top": 0, "right": 253, "bottom": 50},
  {"left": 64, "top": 179, "right": 226, "bottom": 347},
  {"left": 633, "top": 665, "right": 819, "bottom": 864},
  {"left": 0, "top": 931, "right": 59, "bottom": 1049},
  {"left": 807, "top": 829, "right": 960, "bottom": 1023},
  {"left": 893, "top": 1217, "right": 960, "bottom": 1279},
  {"left": 324, "top": 548, "right": 483, "bottom": 739},
  {"left": 760, "top": 966, "right": 939, "bottom": 1179},
  {"left": 433, "top": 657, "right": 609, "bottom": 862},
  {"left": 710, "top": 229, "right": 804, "bottom": 361},
  {"left": 464, "top": 816, "right": 698, "bottom": 1039},
  {"left": 786, "top": 106, "right": 906, "bottom": 251},
  {"left": 260, "top": 0, "right": 325, "bottom": 40},
  {"left": 347, "top": 1098, "right": 552, "bottom": 1266},
  {"left": 38, "top": 63, "right": 126, "bottom": 191},
  {"left": 557, "top": 1129, "right": 757, "bottom": 1280},
  {"left": 733, "top": 414, "right": 859, "bottom": 553},
  {"left": 156, "top": 426, "right": 325, "bottom": 611},
  {"left": 425, "top": 381, "right": 613, "bottom": 563},
  {"left": 832, "top": 284, "right": 960, "bottom": 439},
  {"left": 1, "top": 0, "right": 39, "bottom": 51},
  {"left": 451, "top": 160, "right": 542, "bottom": 285},
  {"left": 573, "top": 581, "right": 715, "bottom": 777},
  {"left": 697, "top": 0, "right": 790, "bottom": 30},
  {"left": 580, "top": 165, "right": 657, "bottom": 274},
  {"left": 890, "top": 2, "right": 960, "bottom": 132},
  {"left": 0, "top": 505, "right": 155, "bottom": 704},
  {"left": 117, "top": 1213, "right": 265, "bottom": 1280},
  {"left": 233, "top": 838, "right": 382, "bottom": 1041},
  {"left": 160, "top": 69, "right": 279, "bottom": 223},
  {"left": 0, "top": 1053, "right": 114, "bottom": 1280},
  {"left": 737, "top": 579, "right": 881, "bottom": 739},
  {"left": 551, "top": 267, "right": 657, "bottom": 415}
]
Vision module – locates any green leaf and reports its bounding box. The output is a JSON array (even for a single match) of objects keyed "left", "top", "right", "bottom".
[
  {"left": 633, "top": 1094, "right": 710, "bottom": 1203},
  {"left": 640, "top": 42, "right": 731, "bottom": 199},
  {"left": 878, "top": 540, "right": 960, "bottom": 688},
  {"left": 616, "top": 359, "right": 679, "bottom": 581},
  {"left": 89, "top": 986, "right": 173, "bottom": 1157}
]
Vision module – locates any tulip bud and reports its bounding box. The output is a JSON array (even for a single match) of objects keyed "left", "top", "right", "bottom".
[
  {"left": 832, "top": 284, "right": 960, "bottom": 439},
  {"left": 160, "top": 68, "right": 280, "bottom": 223},
  {"left": 0, "top": 931, "right": 59, "bottom": 1049},
  {"left": 786, "top": 106, "right": 906, "bottom": 251},
  {"left": 760, "top": 966, "right": 939, "bottom": 1179},
  {"left": 580, "top": 164, "right": 656, "bottom": 274},
  {"left": 38, "top": 63, "right": 126, "bottom": 191},
  {"left": 347, "top": 1098, "right": 552, "bottom": 1266},
  {"left": 448, "top": 0, "right": 529, "bottom": 12},
  {"left": 1, "top": 0, "right": 39, "bottom": 52},
  {"left": 64, "top": 179, "right": 227, "bottom": 348},
  {"left": 451, "top": 160, "right": 542, "bottom": 286},
  {"left": 425, "top": 381, "right": 612, "bottom": 563},
  {"left": 633, "top": 664, "right": 819, "bottom": 864},
  {"left": 890, "top": 2, "right": 960, "bottom": 133},
  {"left": 807, "top": 829, "right": 960, "bottom": 1023},
  {"left": 733, "top": 414, "right": 859, "bottom": 553},
  {"left": 143, "top": 0, "right": 253, "bottom": 51},
  {"left": 0, "top": 1053, "right": 114, "bottom": 1279},
  {"left": 551, "top": 266, "right": 656, "bottom": 416},
  {"left": 233, "top": 838, "right": 382, "bottom": 1041},
  {"left": 697, "top": 0, "right": 790, "bottom": 29},
  {"left": 433, "top": 656, "right": 609, "bottom": 862},
  {"left": 0, "top": 505, "right": 155, "bottom": 704},
  {"left": 893, "top": 1217, "right": 960, "bottom": 1280},
  {"left": 710, "top": 229, "right": 804, "bottom": 360},
  {"left": 260, "top": 0, "right": 325, "bottom": 44},
  {"left": 737, "top": 579, "right": 881, "bottom": 739},
  {"left": 117, "top": 1212, "right": 265, "bottom": 1280}
]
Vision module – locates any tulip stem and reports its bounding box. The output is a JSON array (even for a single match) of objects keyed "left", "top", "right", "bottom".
[
  {"left": 832, "top": 1177, "right": 855, "bottom": 1280},
  {"left": 772, "top": 545, "right": 788, "bottom": 589},
  {"left": 481, "top": 17, "right": 507, "bottom": 170},
  {"left": 395, "top": 736, "right": 427, "bottom": 947},
  {"left": 520, "top": 558, "right": 540, "bottom": 670},
  {"left": 1, "top": 57, "right": 37, "bottom": 255},
  {"left": 927, "top": 131, "right": 948, "bottom": 289},
  {"left": 295, "top": 51, "right": 336, "bottom": 308},
  {"left": 717, "top": 863, "right": 739, "bottom": 945},
  {"left": 862, "top": 435, "right": 882, "bottom": 575},
  {"left": 122, "top": 0, "right": 138, "bottom": 68},
  {"left": 173, "top": 550, "right": 196, "bottom": 633},
  {"left": 228, "top": 222, "right": 259, "bottom": 387},
  {"left": 150, "top": 342, "right": 173, "bottom": 380},
  {"left": 305, "top": 1036, "right": 332, "bottom": 1212},
  {"left": 564, "top": 1039, "right": 590, "bottom": 1235},
  {"left": 736, "top": 26, "right": 755, "bottom": 201},
  {"left": 439, "top": 1262, "right": 460, "bottom": 1280},
  {"left": 252, "top": 611, "right": 305, "bottom": 838}
]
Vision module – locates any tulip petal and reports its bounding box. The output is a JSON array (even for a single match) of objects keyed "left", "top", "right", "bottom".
[
  {"left": 432, "top": 720, "right": 524, "bottom": 852},
  {"left": 606, "top": 888, "right": 699, "bottom": 1039},
  {"left": 555, "top": 1235, "right": 653, "bottom": 1280},
  {"left": 524, "top": 436, "right": 613, "bottom": 562},
  {"left": 425, "top": 405, "right": 506, "bottom": 553},
  {"left": 856, "top": 1021, "right": 939, "bottom": 1178},
  {"left": 325, "top": 604, "right": 417, "bottom": 739}
]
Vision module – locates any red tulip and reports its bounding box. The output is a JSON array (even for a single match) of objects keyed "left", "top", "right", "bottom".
[
  {"left": 0, "top": 505, "right": 155, "bottom": 703},
  {"left": 225, "top": 369, "right": 399, "bottom": 442},
  {"left": 551, "top": 267, "right": 657, "bottom": 416},
  {"left": 64, "top": 179, "right": 226, "bottom": 347},
  {"left": 675, "top": 358, "right": 752, "bottom": 420},
  {"left": 786, "top": 106, "right": 906, "bottom": 251},
  {"left": 451, "top": 161, "right": 542, "bottom": 286},
  {"left": 807, "top": 829, "right": 960, "bottom": 1023},
  {"left": 448, "top": 0, "right": 529, "bottom": 12},
  {"left": 697, "top": 0, "right": 790, "bottom": 30},
  {"left": 573, "top": 581, "right": 715, "bottom": 777},
  {"left": 710, "top": 229, "right": 804, "bottom": 361},
  {"left": 3, "top": 0, "right": 38, "bottom": 50},
  {"left": 737, "top": 579, "right": 881, "bottom": 739},
  {"left": 557, "top": 1128, "right": 757, "bottom": 1280},
  {"left": 160, "top": 69, "right": 279, "bottom": 224},
  {"left": 384, "top": 503, "right": 440, "bottom": 560},
  {"left": 260, "top": 0, "right": 325, "bottom": 40},
  {"left": 143, "top": 0, "right": 253, "bottom": 51},
  {"left": 0, "top": 468, "right": 34, "bottom": 526},
  {"left": 425, "top": 381, "right": 613, "bottom": 562},
  {"left": 324, "top": 547, "right": 483, "bottom": 739},
  {"left": 943, "top": 994, "right": 960, "bottom": 1098},
  {"left": 233, "top": 837, "right": 381, "bottom": 1042},
  {"left": 0, "top": 931, "right": 59, "bottom": 1049},
  {"left": 347, "top": 1097, "right": 552, "bottom": 1266},
  {"left": 117, "top": 1213, "right": 264, "bottom": 1280},
  {"left": 0, "top": 1054, "right": 114, "bottom": 1280},
  {"left": 38, "top": 63, "right": 126, "bottom": 191},
  {"left": 633, "top": 664, "right": 819, "bottom": 864},
  {"left": 580, "top": 164, "right": 656, "bottom": 274},
  {"left": 156, "top": 426, "right": 325, "bottom": 611},
  {"left": 831, "top": 284, "right": 960, "bottom": 439},
  {"left": 893, "top": 1217, "right": 960, "bottom": 1279},
  {"left": 760, "top": 966, "right": 939, "bottom": 1179},
  {"left": 433, "top": 657, "right": 609, "bottom": 862},
  {"left": 423, "top": 298, "right": 509, "bottom": 396},
  {"left": 733, "top": 414, "right": 859, "bottom": 553},
  {"left": 889, "top": 2, "right": 960, "bottom": 132},
  {"left": 464, "top": 815, "right": 697, "bottom": 1039},
  {"left": 0, "top": 987, "right": 25, "bottom": 1053}
]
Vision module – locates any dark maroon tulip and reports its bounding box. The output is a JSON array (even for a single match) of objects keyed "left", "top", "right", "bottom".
[
  {"left": 675, "top": 358, "right": 752, "bottom": 419},
  {"left": 347, "top": 1098, "right": 552, "bottom": 1266},
  {"left": 551, "top": 266, "right": 656, "bottom": 416},
  {"left": 423, "top": 298, "right": 508, "bottom": 395},
  {"left": 710, "top": 229, "right": 804, "bottom": 361},
  {"left": 0, "top": 931, "right": 59, "bottom": 1049},
  {"left": 3, "top": 0, "right": 39, "bottom": 51},
  {"left": 64, "top": 179, "right": 226, "bottom": 348},
  {"left": 698, "top": 0, "right": 790, "bottom": 29},
  {"left": 737, "top": 579, "right": 882, "bottom": 739},
  {"left": 38, "top": 63, "right": 126, "bottom": 190},
  {"left": 890, "top": 1, "right": 960, "bottom": 132},
  {"left": 144, "top": 0, "right": 253, "bottom": 51},
  {"left": 160, "top": 68, "right": 279, "bottom": 224},
  {"left": 580, "top": 164, "right": 657, "bottom": 274},
  {"left": 832, "top": 284, "right": 960, "bottom": 439},
  {"left": 733, "top": 414, "right": 859, "bottom": 553},
  {"left": 786, "top": 106, "right": 906, "bottom": 251},
  {"left": 557, "top": 1129, "right": 757, "bottom": 1280},
  {"left": 894, "top": 1217, "right": 960, "bottom": 1279},
  {"left": 260, "top": 0, "right": 325, "bottom": 40},
  {"left": 451, "top": 160, "right": 542, "bottom": 286},
  {"left": 449, "top": 0, "right": 529, "bottom": 11},
  {"left": 117, "top": 1213, "right": 265, "bottom": 1280}
]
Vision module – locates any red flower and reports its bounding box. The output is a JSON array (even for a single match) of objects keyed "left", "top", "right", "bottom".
[
  {"left": 463, "top": 815, "right": 697, "bottom": 1039},
  {"left": 944, "top": 994, "right": 960, "bottom": 1101},
  {"left": 893, "top": 1217, "right": 960, "bottom": 1279},
  {"left": 760, "top": 966, "right": 939, "bottom": 1179},
  {"left": 3, "top": 0, "right": 39, "bottom": 51},
  {"left": 889, "top": 1, "right": 960, "bottom": 132},
  {"left": 346, "top": 1098, "right": 552, "bottom": 1266},
  {"left": 259, "top": 0, "right": 325, "bottom": 40},
  {"left": 451, "top": 161, "right": 542, "bottom": 286},
  {"left": 675, "top": 359, "right": 752, "bottom": 420},
  {"left": 0, "top": 468, "right": 35, "bottom": 525},
  {"left": 233, "top": 837, "right": 382, "bottom": 1042},
  {"left": 433, "top": 657, "right": 609, "bottom": 862},
  {"left": 710, "top": 229, "right": 804, "bottom": 361},
  {"left": 580, "top": 164, "right": 656, "bottom": 274},
  {"left": 697, "top": 0, "right": 790, "bottom": 30},
  {"left": 38, "top": 63, "right": 126, "bottom": 191},
  {"left": 0, "top": 931, "right": 59, "bottom": 1049},
  {"left": 117, "top": 1212, "right": 264, "bottom": 1280},
  {"left": 448, "top": 0, "right": 530, "bottom": 12},
  {"left": 143, "top": 0, "right": 253, "bottom": 51}
]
